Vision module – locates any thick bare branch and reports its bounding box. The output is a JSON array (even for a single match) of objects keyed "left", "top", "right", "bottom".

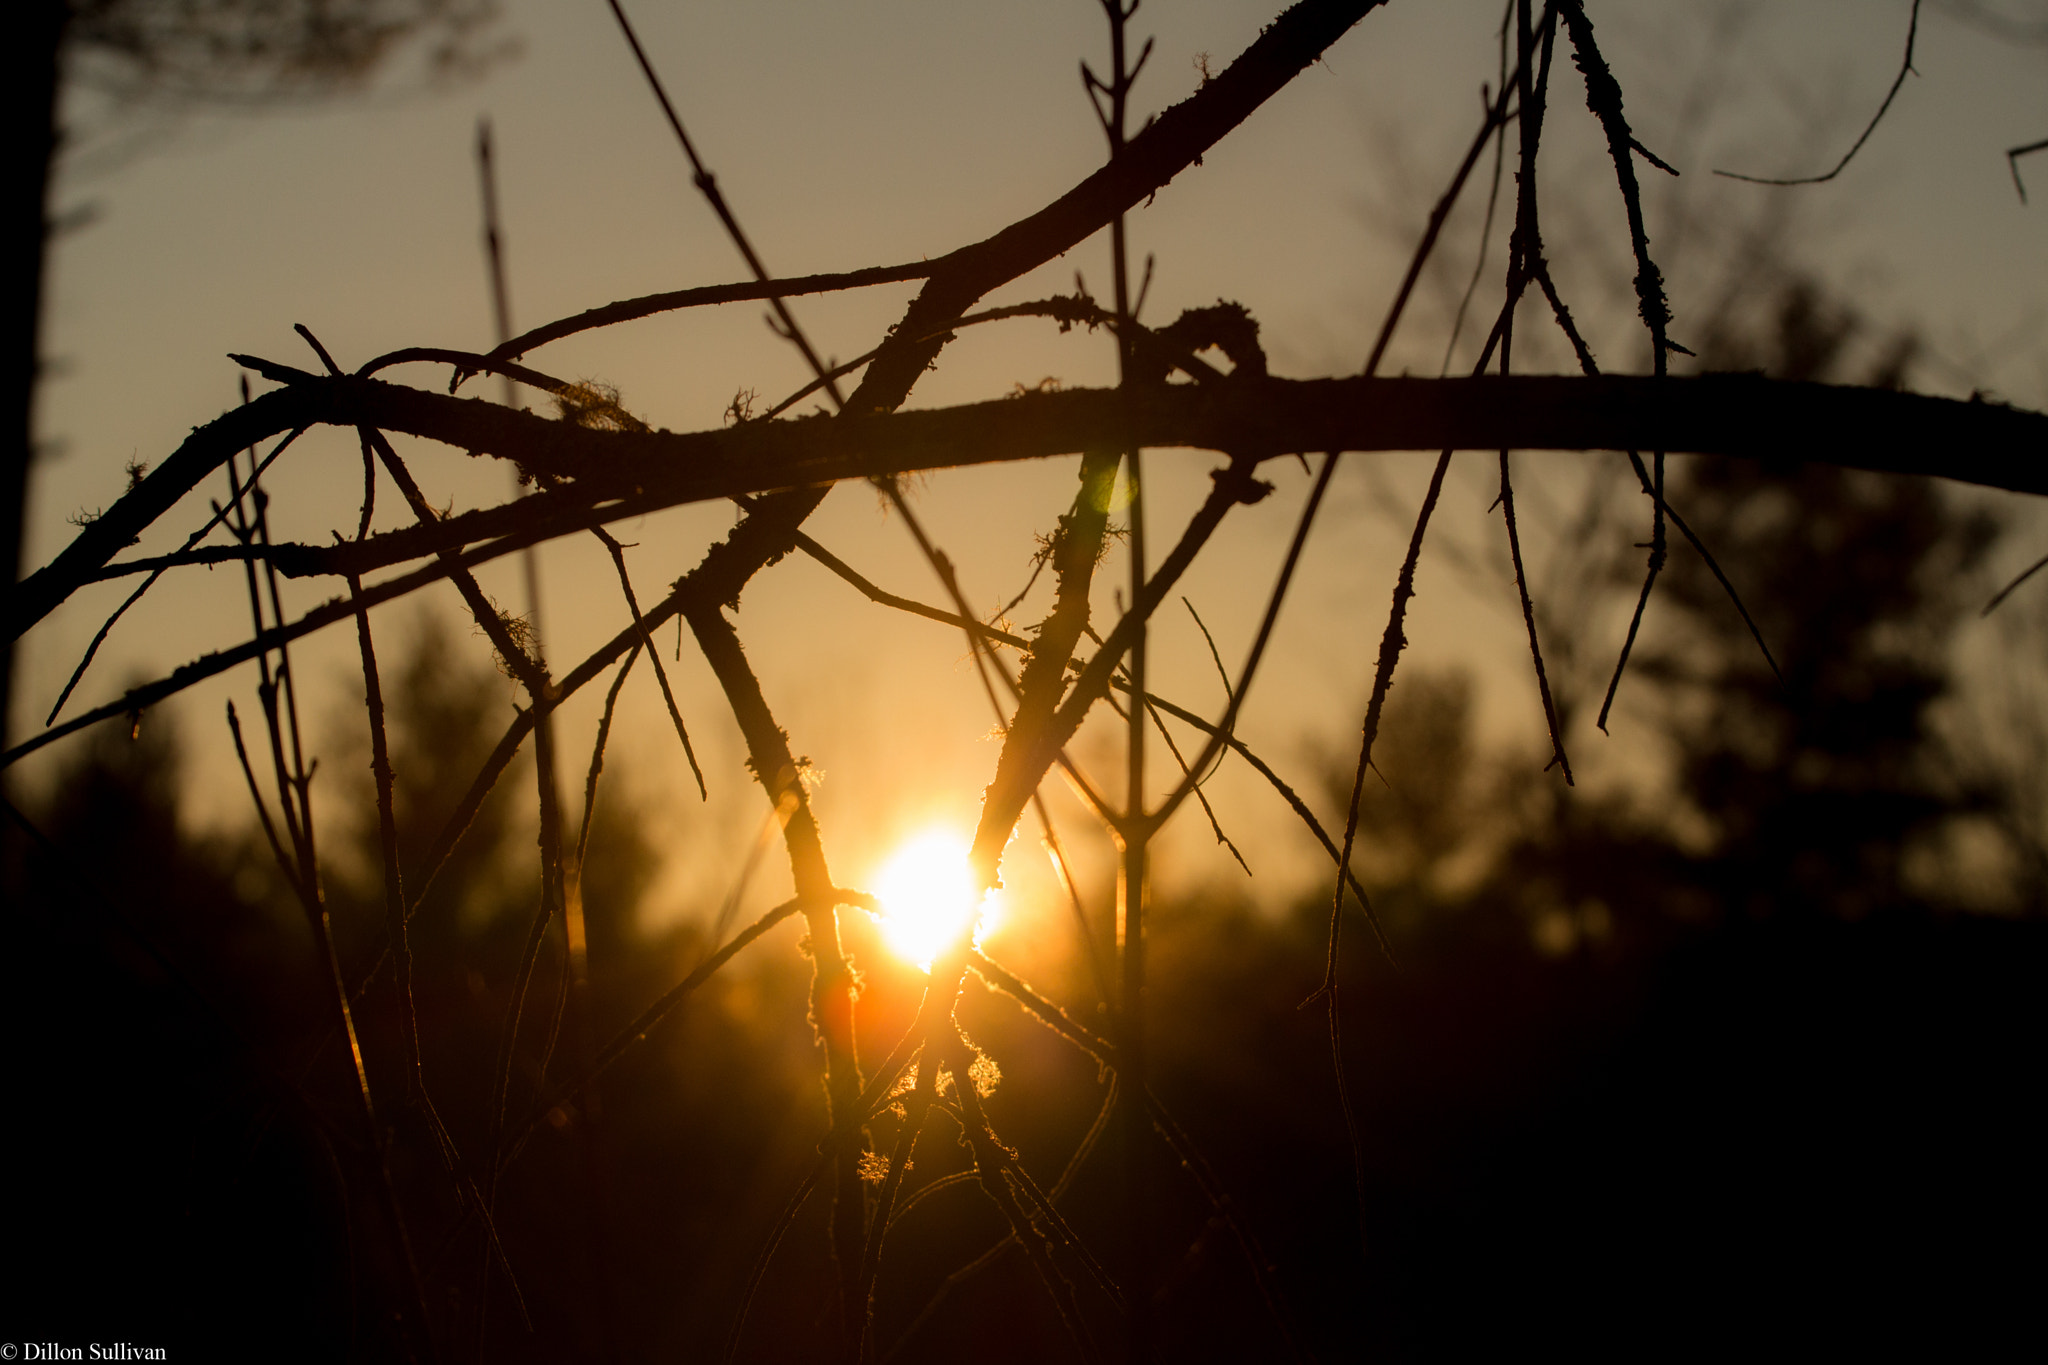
[{"left": 19, "top": 373, "right": 2044, "bottom": 644}]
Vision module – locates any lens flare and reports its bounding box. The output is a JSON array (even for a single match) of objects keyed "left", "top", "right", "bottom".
[{"left": 874, "top": 832, "right": 989, "bottom": 971}]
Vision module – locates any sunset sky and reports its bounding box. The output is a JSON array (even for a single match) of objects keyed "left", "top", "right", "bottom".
[{"left": 16, "top": 0, "right": 2048, "bottom": 945}]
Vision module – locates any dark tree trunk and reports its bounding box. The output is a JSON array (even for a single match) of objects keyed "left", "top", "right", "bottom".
[{"left": 2, "top": 1, "right": 67, "bottom": 747}]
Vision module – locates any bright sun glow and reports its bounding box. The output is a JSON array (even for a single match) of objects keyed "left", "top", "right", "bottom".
[{"left": 874, "top": 832, "right": 996, "bottom": 971}]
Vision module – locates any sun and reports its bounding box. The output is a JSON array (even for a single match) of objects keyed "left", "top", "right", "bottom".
[{"left": 872, "top": 831, "right": 995, "bottom": 972}]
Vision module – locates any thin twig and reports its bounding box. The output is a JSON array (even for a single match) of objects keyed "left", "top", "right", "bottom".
[
  {"left": 576, "top": 644, "right": 641, "bottom": 866},
  {"left": 224, "top": 700, "right": 300, "bottom": 899},
  {"left": 793, "top": 531, "right": 1030, "bottom": 649},
  {"left": 1441, "top": 1, "right": 1517, "bottom": 376},
  {"left": 603, "top": 0, "right": 847, "bottom": 411},
  {"left": 1985, "top": 550, "right": 2048, "bottom": 615},
  {"left": 1497, "top": 452, "right": 1573, "bottom": 781},
  {"left": 1597, "top": 528, "right": 1663, "bottom": 732},
  {"left": 1361, "top": 55, "right": 1521, "bottom": 379},
  {"left": 1715, "top": 0, "right": 1922, "bottom": 186},
  {"left": 486, "top": 262, "right": 935, "bottom": 365},
  {"left": 721, "top": 1155, "right": 830, "bottom": 1365},
  {"left": 46, "top": 424, "right": 305, "bottom": 724},
  {"left": 592, "top": 528, "right": 706, "bottom": 797},
  {"left": 1144, "top": 454, "right": 1326, "bottom": 833},
  {"left": 1037, "top": 798, "right": 1116, "bottom": 1009},
  {"left": 1180, "top": 598, "right": 1234, "bottom": 727},
  {"left": 1319, "top": 439, "right": 1456, "bottom": 1243},
  {"left": 2009, "top": 136, "right": 2048, "bottom": 203},
  {"left": 505, "top": 893, "right": 827, "bottom": 1172},
  {"left": 1622, "top": 449, "right": 1780, "bottom": 680},
  {"left": 347, "top": 570, "right": 433, "bottom": 1099},
  {"left": 1136, "top": 689, "right": 1251, "bottom": 873}
]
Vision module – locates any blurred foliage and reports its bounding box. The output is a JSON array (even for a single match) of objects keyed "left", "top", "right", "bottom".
[
  {"left": 64, "top": 0, "right": 514, "bottom": 103},
  {"left": 2, "top": 622, "right": 827, "bottom": 1358}
]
